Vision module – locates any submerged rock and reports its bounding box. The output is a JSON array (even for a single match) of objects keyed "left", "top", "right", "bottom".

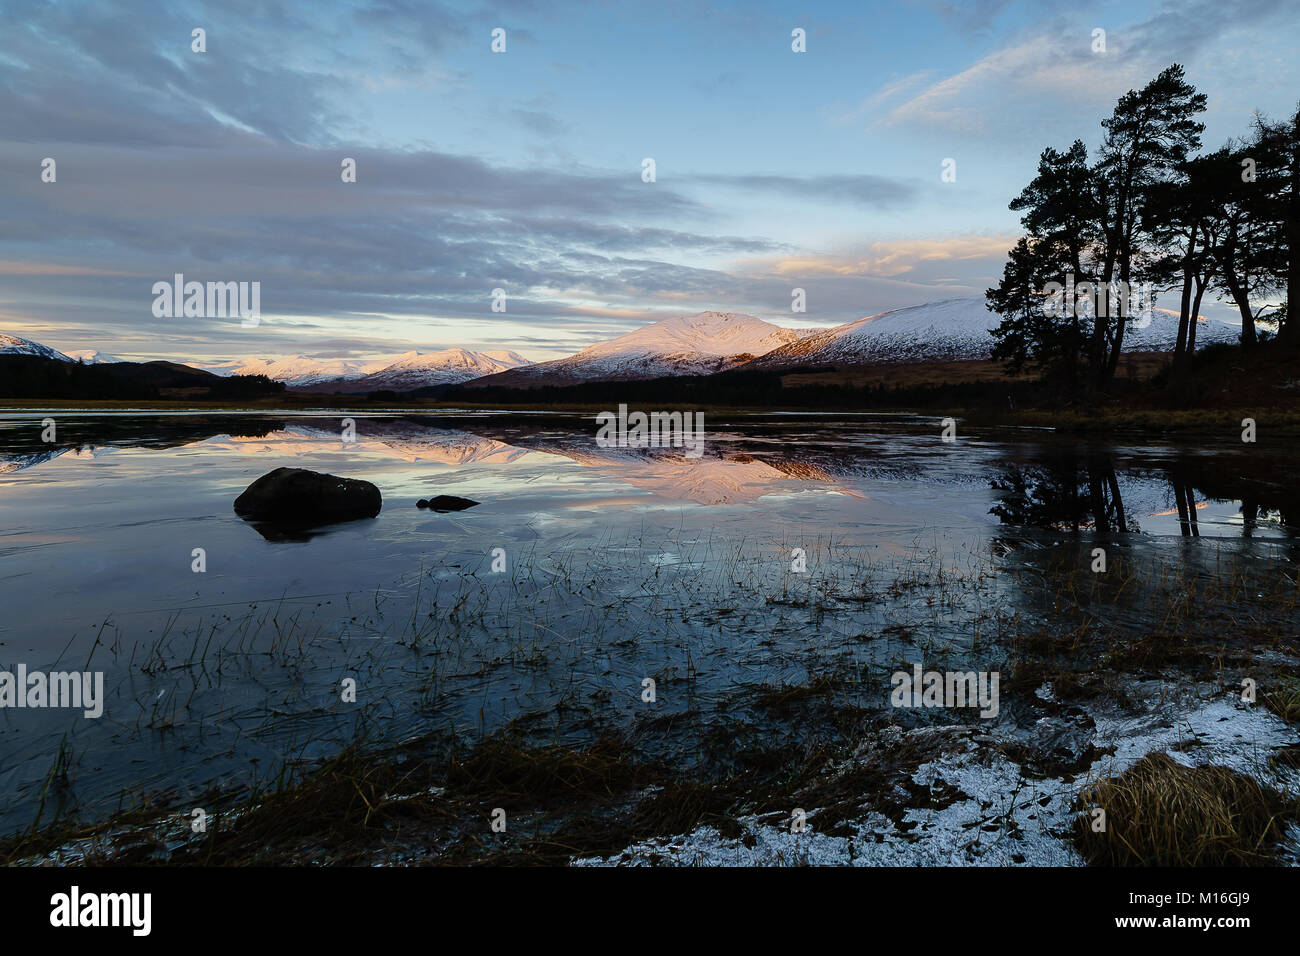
[
  {"left": 417, "top": 495, "right": 479, "bottom": 513},
  {"left": 234, "top": 467, "right": 382, "bottom": 525}
]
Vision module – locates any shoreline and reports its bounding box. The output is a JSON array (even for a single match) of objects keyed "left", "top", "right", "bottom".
[{"left": 4, "top": 541, "right": 1298, "bottom": 866}]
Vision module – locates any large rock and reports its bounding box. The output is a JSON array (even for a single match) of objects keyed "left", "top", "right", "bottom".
[{"left": 234, "top": 467, "right": 382, "bottom": 525}]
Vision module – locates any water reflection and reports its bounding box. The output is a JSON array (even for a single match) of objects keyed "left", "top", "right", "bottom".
[
  {"left": 2, "top": 411, "right": 1298, "bottom": 838},
  {"left": 990, "top": 453, "right": 1134, "bottom": 534},
  {"left": 2, "top": 413, "right": 1297, "bottom": 529},
  {"left": 989, "top": 449, "right": 1297, "bottom": 539},
  {"left": 0, "top": 414, "right": 858, "bottom": 506}
]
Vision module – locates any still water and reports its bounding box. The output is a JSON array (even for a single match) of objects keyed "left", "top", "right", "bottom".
[{"left": 1, "top": 410, "right": 1296, "bottom": 836}]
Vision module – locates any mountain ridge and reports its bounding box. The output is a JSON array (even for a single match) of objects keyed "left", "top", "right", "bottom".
[
  {"left": 750, "top": 296, "right": 1241, "bottom": 369},
  {"left": 3, "top": 297, "right": 1246, "bottom": 394},
  {"left": 466, "top": 311, "right": 800, "bottom": 388}
]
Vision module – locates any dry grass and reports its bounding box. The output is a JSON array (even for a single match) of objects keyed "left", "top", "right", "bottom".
[
  {"left": 1262, "top": 678, "right": 1300, "bottom": 724},
  {"left": 167, "top": 733, "right": 657, "bottom": 866},
  {"left": 1073, "top": 752, "right": 1290, "bottom": 866}
]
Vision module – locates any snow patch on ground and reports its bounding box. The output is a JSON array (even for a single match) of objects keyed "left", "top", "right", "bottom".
[{"left": 574, "top": 690, "right": 1300, "bottom": 866}]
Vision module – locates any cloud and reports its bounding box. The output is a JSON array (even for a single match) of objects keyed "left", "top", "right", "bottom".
[
  {"left": 0, "top": 2, "right": 353, "bottom": 146},
  {"left": 2, "top": 0, "right": 1277, "bottom": 362},
  {"left": 878, "top": 34, "right": 1133, "bottom": 134},
  {"left": 749, "top": 236, "right": 1017, "bottom": 279},
  {"left": 693, "top": 173, "right": 922, "bottom": 209},
  {"left": 0, "top": 260, "right": 138, "bottom": 277},
  {"left": 861, "top": 70, "right": 936, "bottom": 112},
  {"left": 876, "top": 0, "right": 1293, "bottom": 139},
  {"left": 511, "top": 109, "right": 567, "bottom": 137}
]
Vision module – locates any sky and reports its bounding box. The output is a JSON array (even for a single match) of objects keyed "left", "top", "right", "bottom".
[{"left": 1, "top": 0, "right": 1297, "bottom": 363}]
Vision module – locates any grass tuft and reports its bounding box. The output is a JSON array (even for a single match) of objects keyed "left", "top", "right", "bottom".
[{"left": 1073, "top": 752, "right": 1290, "bottom": 866}]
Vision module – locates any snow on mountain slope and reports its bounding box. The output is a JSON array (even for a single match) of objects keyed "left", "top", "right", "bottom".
[
  {"left": 480, "top": 350, "right": 532, "bottom": 367},
  {"left": 754, "top": 297, "right": 1242, "bottom": 367},
  {"left": 0, "top": 333, "right": 72, "bottom": 362},
  {"left": 295, "top": 348, "right": 533, "bottom": 392},
  {"left": 1122, "top": 310, "right": 1240, "bottom": 350},
  {"left": 201, "top": 424, "right": 532, "bottom": 465},
  {"left": 189, "top": 348, "right": 529, "bottom": 390},
  {"left": 192, "top": 355, "right": 386, "bottom": 387},
  {"left": 467, "top": 312, "right": 799, "bottom": 388},
  {"left": 64, "top": 349, "right": 122, "bottom": 364}
]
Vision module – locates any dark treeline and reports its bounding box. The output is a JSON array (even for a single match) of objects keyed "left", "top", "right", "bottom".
[
  {"left": 444, "top": 366, "right": 1059, "bottom": 410},
  {"left": 989, "top": 64, "right": 1297, "bottom": 393},
  {"left": 0, "top": 417, "right": 287, "bottom": 465},
  {"left": 0, "top": 355, "right": 285, "bottom": 400}
]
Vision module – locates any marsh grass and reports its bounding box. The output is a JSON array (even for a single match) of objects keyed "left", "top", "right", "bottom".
[
  {"left": 1073, "top": 752, "right": 1293, "bottom": 866},
  {"left": 1262, "top": 678, "right": 1300, "bottom": 724},
  {"left": 6, "top": 530, "right": 1299, "bottom": 865}
]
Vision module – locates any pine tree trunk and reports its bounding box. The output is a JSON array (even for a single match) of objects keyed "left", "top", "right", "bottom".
[
  {"left": 1189, "top": 277, "right": 1207, "bottom": 353},
  {"left": 1226, "top": 272, "right": 1257, "bottom": 346},
  {"left": 1174, "top": 269, "right": 1193, "bottom": 376}
]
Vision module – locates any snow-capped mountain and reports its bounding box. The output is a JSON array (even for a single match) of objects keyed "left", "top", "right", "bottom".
[
  {"left": 467, "top": 312, "right": 799, "bottom": 387},
  {"left": 1121, "top": 309, "right": 1240, "bottom": 350},
  {"left": 0, "top": 332, "right": 530, "bottom": 391},
  {"left": 753, "top": 297, "right": 1242, "bottom": 368},
  {"left": 195, "top": 355, "right": 391, "bottom": 387},
  {"left": 6, "top": 296, "right": 1246, "bottom": 396},
  {"left": 64, "top": 349, "right": 122, "bottom": 364},
  {"left": 302, "top": 348, "right": 534, "bottom": 393},
  {"left": 0, "top": 333, "right": 72, "bottom": 362},
  {"left": 192, "top": 348, "right": 531, "bottom": 390},
  {"left": 479, "top": 350, "right": 531, "bottom": 367}
]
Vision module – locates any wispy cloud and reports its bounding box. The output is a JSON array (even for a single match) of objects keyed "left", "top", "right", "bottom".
[
  {"left": 876, "top": 0, "right": 1293, "bottom": 138},
  {"left": 749, "top": 236, "right": 1017, "bottom": 279},
  {"left": 693, "top": 173, "right": 921, "bottom": 209}
]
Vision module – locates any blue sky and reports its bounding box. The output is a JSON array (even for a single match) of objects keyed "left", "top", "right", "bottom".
[{"left": 1, "top": 0, "right": 1297, "bottom": 362}]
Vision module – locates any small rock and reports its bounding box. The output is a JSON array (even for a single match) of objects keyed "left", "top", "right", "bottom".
[{"left": 424, "top": 495, "right": 479, "bottom": 513}]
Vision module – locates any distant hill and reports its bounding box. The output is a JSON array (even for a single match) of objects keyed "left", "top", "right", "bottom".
[
  {"left": 0, "top": 332, "right": 73, "bottom": 362},
  {"left": 63, "top": 349, "right": 123, "bottom": 364},
  {"left": 464, "top": 299, "right": 1244, "bottom": 390},
  {"left": 193, "top": 348, "right": 532, "bottom": 391},
  {"left": 0, "top": 354, "right": 284, "bottom": 400},
  {"left": 750, "top": 297, "right": 1242, "bottom": 369},
  {"left": 2, "top": 330, "right": 531, "bottom": 396},
  {"left": 292, "top": 348, "right": 533, "bottom": 393},
  {"left": 2, "top": 297, "right": 1249, "bottom": 400},
  {"left": 466, "top": 311, "right": 799, "bottom": 388}
]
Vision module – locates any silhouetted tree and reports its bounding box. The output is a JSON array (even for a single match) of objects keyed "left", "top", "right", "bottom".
[
  {"left": 1143, "top": 150, "right": 1226, "bottom": 376},
  {"left": 989, "top": 65, "right": 1209, "bottom": 391}
]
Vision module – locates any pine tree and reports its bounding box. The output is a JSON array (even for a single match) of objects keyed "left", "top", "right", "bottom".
[
  {"left": 1244, "top": 107, "right": 1298, "bottom": 344},
  {"left": 1093, "top": 65, "right": 1207, "bottom": 381}
]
